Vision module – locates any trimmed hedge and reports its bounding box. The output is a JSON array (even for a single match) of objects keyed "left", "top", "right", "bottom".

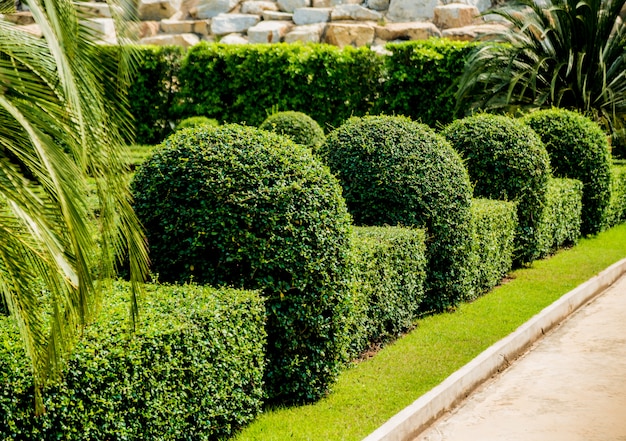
[
  {"left": 377, "top": 39, "right": 480, "bottom": 127},
  {"left": 537, "top": 178, "right": 583, "bottom": 257},
  {"left": 128, "top": 45, "right": 185, "bottom": 145},
  {"left": 319, "top": 115, "right": 473, "bottom": 312},
  {"left": 177, "top": 43, "right": 383, "bottom": 129},
  {"left": 522, "top": 108, "right": 612, "bottom": 235},
  {"left": 442, "top": 114, "right": 551, "bottom": 264},
  {"left": 466, "top": 198, "right": 517, "bottom": 300},
  {"left": 606, "top": 164, "right": 626, "bottom": 227},
  {"left": 349, "top": 226, "right": 427, "bottom": 356},
  {"left": 259, "top": 110, "right": 325, "bottom": 150},
  {"left": 132, "top": 124, "right": 353, "bottom": 404},
  {"left": 0, "top": 283, "right": 266, "bottom": 440},
  {"left": 175, "top": 116, "right": 219, "bottom": 131}
]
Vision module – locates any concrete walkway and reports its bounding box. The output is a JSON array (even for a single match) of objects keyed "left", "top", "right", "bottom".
[{"left": 414, "top": 272, "right": 626, "bottom": 441}]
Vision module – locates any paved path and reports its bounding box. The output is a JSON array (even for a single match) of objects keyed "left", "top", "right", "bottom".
[{"left": 414, "top": 273, "right": 626, "bottom": 441}]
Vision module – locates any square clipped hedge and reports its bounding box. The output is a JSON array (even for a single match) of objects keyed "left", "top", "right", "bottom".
[
  {"left": 348, "top": 226, "right": 427, "bottom": 356},
  {"left": 466, "top": 198, "right": 518, "bottom": 301},
  {"left": 606, "top": 164, "right": 626, "bottom": 228},
  {"left": 0, "top": 283, "right": 266, "bottom": 440},
  {"left": 537, "top": 177, "right": 583, "bottom": 257}
]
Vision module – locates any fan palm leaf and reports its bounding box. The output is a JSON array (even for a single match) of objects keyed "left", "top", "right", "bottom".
[
  {"left": 456, "top": 0, "right": 626, "bottom": 131},
  {"left": 0, "top": 0, "right": 149, "bottom": 411}
]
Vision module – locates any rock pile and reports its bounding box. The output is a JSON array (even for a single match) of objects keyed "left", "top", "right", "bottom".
[{"left": 1, "top": 0, "right": 507, "bottom": 48}]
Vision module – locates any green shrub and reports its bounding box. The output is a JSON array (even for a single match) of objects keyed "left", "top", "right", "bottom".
[
  {"left": 467, "top": 198, "right": 517, "bottom": 300},
  {"left": 128, "top": 45, "right": 185, "bottom": 145},
  {"left": 523, "top": 108, "right": 612, "bottom": 235},
  {"left": 349, "top": 226, "right": 427, "bottom": 356},
  {"left": 606, "top": 164, "right": 626, "bottom": 227},
  {"left": 376, "top": 39, "right": 481, "bottom": 127},
  {"left": 442, "top": 114, "right": 551, "bottom": 264},
  {"left": 0, "top": 282, "right": 265, "bottom": 440},
  {"left": 536, "top": 177, "right": 583, "bottom": 257},
  {"left": 259, "top": 110, "right": 325, "bottom": 150},
  {"left": 177, "top": 43, "right": 383, "bottom": 128},
  {"left": 175, "top": 116, "right": 219, "bottom": 131},
  {"left": 319, "top": 115, "right": 472, "bottom": 312},
  {"left": 132, "top": 124, "right": 353, "bottom": 404}
]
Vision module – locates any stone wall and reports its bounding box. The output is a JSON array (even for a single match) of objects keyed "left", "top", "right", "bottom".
[{"left": 1, "top": 0, "right": 507, "bottom": 49}]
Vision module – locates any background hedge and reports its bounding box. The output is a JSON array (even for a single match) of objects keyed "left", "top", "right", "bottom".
[
  {"left": 466, "top": 198, "right": 517, "bottom": 300},
  {"left": 0, "top": 283, "right": 265, "bottom": 440},
  {"left": 349, "top": 226, "right": 427, "bottom": 356},
  {"left": 176, "top": 43, "right": 383, "bottom": 129},
  {"left": 522, "top": 108, "right": 612, "bottom": 235},
  {"left": 376, "top": 39, "right": 481, "bottom": 127},
  {"left": 132, "top": 124, "right": 353, "bottom": 404},
  {"left": 536, "top": 177, "right": 583, "bottom": 257},
  {"left": 442, "top": 114, "right": 551, "bottom": 264},
  {"left": 606, "top": 163, "right": 626, "bottom": 228},
  {"left": 320, "top": 115, "right": 472, "bottom": 312}
]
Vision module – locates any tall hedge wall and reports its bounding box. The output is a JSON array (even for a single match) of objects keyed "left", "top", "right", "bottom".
[
  {"left": 376, "top": 39, "right": 481, "bottom": 127},
  {"left": 176, "top": 42, "right": 383, "bottom": 129},
  {"left": 0, "top": 283, "right": 266, "bottom": 440}
]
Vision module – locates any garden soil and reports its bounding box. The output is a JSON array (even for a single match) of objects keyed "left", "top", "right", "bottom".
[{"left": 414, "top": 273, "right": 626, "bottom": 441}]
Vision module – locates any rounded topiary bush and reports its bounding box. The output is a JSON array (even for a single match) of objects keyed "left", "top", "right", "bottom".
[
  {"left": 522, "top": 108, "right": 611, "bottom": 235},
  {"left": 132, "top": 124, "right": 353, "bottom": 404},
  {"left": 175, "top": 116, "right": 219, "bottom": 131},
  {"left": 319, "top": 115, "right": 473, "bottom": 312},
  {"left": 442, "top": 114, "right": 551, "bottom": 264},
  {"left": 259, "top": 111, "right": 325, "bottom": 151}
]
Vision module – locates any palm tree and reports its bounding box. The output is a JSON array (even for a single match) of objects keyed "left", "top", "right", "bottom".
[
  {"left": 0, "top": 0, "right": 149, "bottom": 411},
  {"left": 455, "top": 0, "right": 626, "bottom": 134}
]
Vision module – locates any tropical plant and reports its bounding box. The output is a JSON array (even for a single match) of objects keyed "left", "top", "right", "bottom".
[
  {"left": 455, "top": 0, "right": 626, "bottom": 134},
  {"left": 0, "top": 0, "right": 149, "bottom": 410}
]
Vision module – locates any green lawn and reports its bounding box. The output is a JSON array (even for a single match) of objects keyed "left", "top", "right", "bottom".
[{"left": 234, "top": 223, "right": 626, "bottom": 441}]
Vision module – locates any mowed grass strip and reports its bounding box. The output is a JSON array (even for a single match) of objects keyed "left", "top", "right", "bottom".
[{"left": 234, "top": 223, "right": 626, "bottom": 441}]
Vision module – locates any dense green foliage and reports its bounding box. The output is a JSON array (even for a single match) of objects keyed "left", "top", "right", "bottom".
[
  {"left": 349, "top": 226, "right": 427, "bottom": 356},
  {"left": 177, "top": 43, "right": 383, "bottom": 128},
  {"left": 523, "top": 108, "right": 612, "bottom": 235},
  {"left": 606, "top": 164, "right": 626, "bottom": 227},
  {"left": 537, "top": 178, "right": 583, "bottom": 257},
  {"left": 132, "top": 124, "right": 353, "bottom": 404},
  {"left": 467, "top": 199, "right": 517, "bottom": 300},
  {"left": 0, "top": 283, "right": 266, "bottom": 440},
  {"left": 378, "top": 39, "right": 481, "bottom": 127},
  {"left": 455, "top": 0, "right": 626, "bottom": 137},
  {"left": 320, "top": 115, "right": 472, "bottom": 311},
  {"left": 442, "top": 114, "right": 551, "bottom": 264},
  {"left": 259, "top": 111, "right": 326, "bottom": 150},
  {"left": 128, "top": 45, "right": 185, "bottom": 144},
  {"left": 175, "top": 116, "right": 219, "bottom": 131}
]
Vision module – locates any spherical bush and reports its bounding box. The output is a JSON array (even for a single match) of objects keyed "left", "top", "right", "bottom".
[
  {"left": 522, "top": 108, "right": 611, "bottom": 235},
  {"left": 259, "top": 111, "right": 325, "bottom": 151},
  {"left": 175, "top": 116, "right": 219, "bottom": 131},
  {"left": 442, "top": 114, "right": 551, "bottom": 264},
  {"left": 319, "top": 115, "right": 473, "bottom": 312},
  {"left": 132, "top": 124, "right": 353, "bottom": 404}
]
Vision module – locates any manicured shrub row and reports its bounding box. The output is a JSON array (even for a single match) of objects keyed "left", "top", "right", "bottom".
[
  {"left": 442, "top": 114, "right": 551, "bottom": 264},
  {"left": 606, "top": 164, "right": 626, "bottom": 228},
  {"left": 466, "top": 198, "right": 517, "bottom": 301},
  {"left": 376, "top": 39, "right": 482, "bottom": 127},
  {"left": 523, "top": 108, "right": 612, "bottom": 235},
  {"left": 132, "top": 124, "right": 353, "bottom": 404},
  {"left": 260, "top": 111, "right": 326, "bottom": 151},
  {"left": 125, "top": 41, "right": 480, "bottom": 144},
  {"left": 537, "top": 178, "right": 583, "bottom": 257},
  {"left": 0, "top": 283, "right": 265, "bottom": 440},
  {"left": 348, "top": 226, "right": 427, "bottom": 356},
  {"left": 175, "top": 115, "right": 219, "bottom": 131},
  {"left": 319, "top": 116, "right": 473, "bottom": 312},
  {"left": 177, "top": 43, "right": 383, "bottom": 129}
]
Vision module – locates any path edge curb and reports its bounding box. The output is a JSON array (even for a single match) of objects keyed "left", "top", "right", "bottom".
[{"left": 362, "top": 257, "right": 626, "bottom": 441}]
